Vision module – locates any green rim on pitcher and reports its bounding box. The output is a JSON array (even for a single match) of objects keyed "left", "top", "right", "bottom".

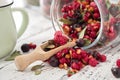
[{"left": 0, "top": 0, "right": 13, "bottom": 8}]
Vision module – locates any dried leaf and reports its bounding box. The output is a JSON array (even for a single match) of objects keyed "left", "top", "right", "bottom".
[
  {"left": 5, "top": 50, "right": 21, "bottom": 61},
  {"left": 34, "top": 70, "right": 42, "bottom": 75},
  {"left": 84, "top": 38, "right": 92, "bottom": 46},
  {"left": 46, "top": 44, "right": 55, "bottom": 49},
  {"left": 59, "top": 18, "right": 73, "bottom": 25},
  {"left": 79, "top": 27, "right": 87, "bottom": 39},
  {"left": 31, "top": 64, "right": 44, "bottom": 71}
]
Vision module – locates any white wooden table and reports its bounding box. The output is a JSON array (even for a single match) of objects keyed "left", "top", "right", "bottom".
[{"left": 0, "top": 0, "right": 120, "bottom": 80}]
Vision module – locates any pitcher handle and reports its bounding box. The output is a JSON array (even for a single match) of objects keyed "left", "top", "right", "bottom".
[{"left": 12, "top": 8, "right": 29, "bottom": 38}]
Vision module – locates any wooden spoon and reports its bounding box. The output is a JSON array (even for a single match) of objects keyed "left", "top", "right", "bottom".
[{"left": 14, "top": 41, "right": 76, "bottom": 71}]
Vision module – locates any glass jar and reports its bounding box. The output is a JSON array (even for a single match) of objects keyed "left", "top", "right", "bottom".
[
  {"left": 40, "top": 0, "right": 52, "bottom": 19},
  {"left": 50, "top": 0, "right": 120, "bottom": 51},
  {"left": 25, "top": 0, "right": 40, "bottom": 6}
]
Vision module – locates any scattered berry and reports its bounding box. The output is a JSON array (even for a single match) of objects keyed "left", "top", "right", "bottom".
[
  {"left": 89, "top": 58, "right": 98, "bottom": 67},
  {"left": 59, "top": 58, "right": 67, "bottom": 64},
  {"left": 91, "top": 51, "right": 101, "bottom": 60},
  {"left": 99, "top": 54, "right": 106, "bottom": 62},
  {"left": 76, "top": 39, "right": 85, "bottom": 47},
  {"left": 71, "top": 62, "right": 81, "bottom": 70},
  {"left": 49, "top": 56, "right": 59, "bottom": 67},
  {"left": 21, "top": 44, "right": 30, "bottom": 52},
  {"left": 29, "top": 43, "right": 36, "bottom": 49},
  {"left": 111, "top": 67, "right": 120, "bottom": 78},
  {"left": 56, "top": 51, "right": 64, "bottom": 59},
  {"left": 116, "top": 59, "right": 120, "bottom": 68}
]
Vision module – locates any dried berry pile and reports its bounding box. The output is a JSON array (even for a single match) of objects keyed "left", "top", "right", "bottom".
[
  {"left": 52, "top": 48, "right": 106, "bottom": 76},
  {"left": 60, "top": 0, "right": 101, "bottom": 47},
  {"left": 46, "top": 31, "right": 106, "bottom": 77}
]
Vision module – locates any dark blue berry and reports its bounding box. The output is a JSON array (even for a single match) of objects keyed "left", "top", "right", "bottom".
[
  {"left": 49, "top": 56, "right": 59, "bottom": 67},
  {"left": 111, "top": 67, "right": 120, "bottom": 78},
  {"left": 76, "top": 39, "right": 85, "bottom": 47},
  {"left": 21, "top": 44, "right": 30, "bottom": 52},
  {"left": 109, "top": 4, "right": 119, "bottom": 17}
]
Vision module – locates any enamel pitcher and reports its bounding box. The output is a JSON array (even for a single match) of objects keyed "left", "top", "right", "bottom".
[{"left": 0, "top": 0, "right": 28, "bottom": 58}]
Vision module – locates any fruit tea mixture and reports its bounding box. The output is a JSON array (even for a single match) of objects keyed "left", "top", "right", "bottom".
[
  {"left": 59, "top": 0, "right": 120, "bottom": 50},
  {"left": 90, "top": 0, "right": 120, "bottom": 49},
  {"left": 45, "top": 0, "right": 106, "bottom": 77},
  {"left": 18, "top": 0, "right": 120, "bottom": 78},
  {"left": 44, "top": 0, "right": 120, "bottom": 76},
  {"left": 44, "top": 31, "right": 106, "bottom": 77},
  {"left": 60, "top": 0, "right": 101, "bottom": 47}
]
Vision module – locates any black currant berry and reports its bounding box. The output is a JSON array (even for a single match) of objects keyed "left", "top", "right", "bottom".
[
  {"left": 111, "top": 67, "right": 120, "bottom": 78},
  {"left": 49, "top": 56, "right": 59, "bottom": 67},
  {"left": 76, "top": 39, "right": 85, "bottom": 47},
  {"left": 21, "top": 44, "right": 30, "bottom": 52}
]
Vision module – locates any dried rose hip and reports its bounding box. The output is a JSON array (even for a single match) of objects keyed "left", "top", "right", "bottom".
[
  {"left": 116, "top": 59, "right": 120, "bottom": 68},
  {"left": 89, "top": 58, "right": 98, "bottom": 67},
  {"left": 29, "top": 43, "right": 36, "bottom": 49},
  {"left": 54, "top": 31, "right": 68, "bottom": 46}
]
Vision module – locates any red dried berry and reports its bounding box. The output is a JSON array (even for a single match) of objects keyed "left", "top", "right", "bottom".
[
  {"left": 31, "top": 44, "right": 36, "bottom": 49},
  {"left": 116, "top": 59, "right": 120, "bottom": 68},
  {"left": 89, "top": 31, "right": 97, "bottom": 38},
  {"left": 85, "top": 12, "right": 91, "bottom": 18},
  {"left": 56, "top": 51, "right": 64, "bottom": 59},
  {"left": 82, "top": 56, "right": 89, "bottom": 65},
  {"left": 90, "top": 2, "right": 97, "bottom": 8},
  {"left": 99, "top": 54, "right": 106, "bottom": 62},
  {"left": 110, "top": 17, "right": 116, "bottom": 25},
  {"left": 81, "top": 50, "right": 88, "bottom": 58},
  {"left": 59, "top": 58, "right": 67, "bottom": 64},
  {"left": 107, "top": 31, "right": 116, "bottom": 40},
  {"left": 93, "top": 12, "right": 100, "bottom": 19},
  {"left": 83, "top": 15, "right": 89, "bottom": 22},
  {"left": 29, "top": 43, "right": 36, "bottom": 49},
  {"left": 71, "top": 62, "right": 81, "bottom": 70},
  {"left": 62, "top": 48, "right": 69, "bottom": 54},
  {"left": 71, "top": 52, "right": 78, "bottom": 59},
  {"left": 78, "top": 61, "right": 84, "bottom": 69},
  {"left": 54, "top": 31, "right": 68, "bottom": 45},
  {"left": 77, "top": 54, "right": 82, "bottom": 60},
  {"left": 63, "top": 13, "right": 68, "bottom": 19},
  {"left": 89, "top": 58, "right": 98, "bottom": 67}
]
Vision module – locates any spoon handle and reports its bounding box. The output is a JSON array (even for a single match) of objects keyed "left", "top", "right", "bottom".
[{"left": 15, "top": 41, "right": 76, "bottom": 71}]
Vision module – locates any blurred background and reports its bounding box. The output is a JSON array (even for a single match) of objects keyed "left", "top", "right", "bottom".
[{"left": 12, "top": 0, "right": 55, "bottom": 44}]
